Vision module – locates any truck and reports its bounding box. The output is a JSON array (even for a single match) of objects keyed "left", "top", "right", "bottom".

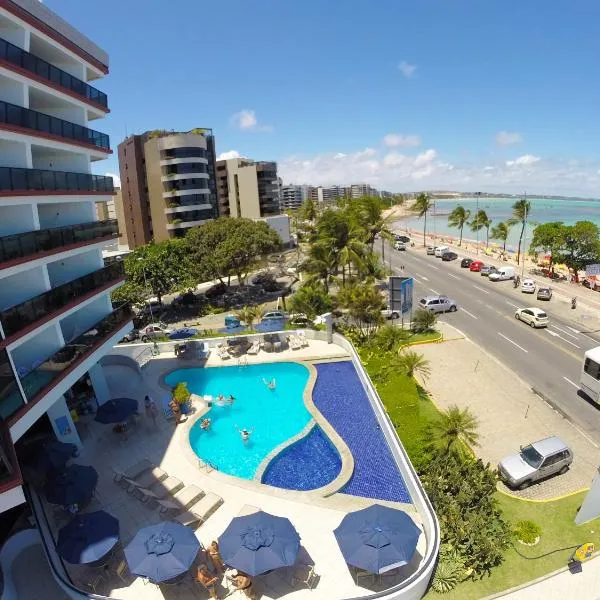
[{"left": 489, "top": 266, "right": 517, "bottom": 281}]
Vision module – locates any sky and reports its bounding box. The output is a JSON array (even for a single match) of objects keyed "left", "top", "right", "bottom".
[{"left": 45, "top": 0, "right": 600, "bottom": 197}]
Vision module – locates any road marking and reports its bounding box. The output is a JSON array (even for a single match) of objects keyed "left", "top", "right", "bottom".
[
  {"left": 447, "top": 273, "right": 460, "bottom": 280},
  {"left": 472, "top": 285, "right": 490, "bottom": 295},
  {"left": 429, "top": 264, "right": 440, "bottom": 271},
  {"left": 461, "top": 308, "right": 478, "bottom": 320},
  {"left": 415, "top": 273, "right": 429, "bottom": 281},
  {"left": 505, "top": 300, "right": 520, "bottom": 309},
  {"left": 497, "top": 332, "right": 528, "bottom": 353},
  {"left": 551, "top": 325, "right": 579, "bottom": 340},
  {"left": 545, "top": 329, "right": 580, "bottom": 348},
  {"left": 566, "top": 326, "right": 580, "bottom": 334},
  {"left": 569, "top": 422, "right": 600, "bottom": 448},
  {"left": 547, "top": 330, "right": 559, "bottom": 337},
  {"left": 429, "top": 288, "right": 440, "bottom": 295},
  {"left": 563, "top": 376, "right": 580, "bottom": 390}
]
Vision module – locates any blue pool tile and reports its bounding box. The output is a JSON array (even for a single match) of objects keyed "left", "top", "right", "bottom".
[
  {"left": 313, "top": 361, "right": 412, "bottom": 504},
  {"left": 262, "top": 426, "right": 342, "bottom": 491}
]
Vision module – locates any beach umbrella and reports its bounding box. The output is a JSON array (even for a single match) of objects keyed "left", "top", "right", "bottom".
[
  {"left": 27, "top": 439, "right": 78, "bottom": 472},
  {"left": 125, "top": 522, "right": 200, "bottom": 583},
  {"left": 218, "top": 510, "right": 300, "bottom": 576},
  {"left": 169, "top": 328, "right": 198, "bottom": 340},
  {"left": 334, "top": 504, "right": 421, "bottom": 574},
  {"left": 57, "top": 511, "right": 119, "bottom": 564},
  {"left": 95, "top": 397, "right": 138, "bottom": 424},
  {"left": 45, "top": 464, "right": 98, "bottom": 506}
]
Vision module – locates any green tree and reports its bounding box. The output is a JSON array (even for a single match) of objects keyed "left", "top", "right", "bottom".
[
  {"left": 431, "top": 405, "right": 480, "bottom": 454},
  {"left": 371, "top": 324, "right": 410, "bottom": 352},
  {"left": 410, "top": 193, "right": 433, "bottom": 247},
  {"left": 337, "top": 283, "right": 385, "bottom": 340},
  {"left": 507, "top": 198, "right": 531, "bottom": 265},
  {"left": 411, "top": 308, "right": 438, "bottom": 333},
  {"left": 448, "top": 205, "right": 471, "bottom": 246},
  {"left": 529, "top": 221, "right": 566, "bottom": 275},
  {"left": 470, "top": 209, "right": 492, "bottom": 247},
  {"left": 562, "top": 221, "right": 600, "bottom": 282},
  {"left": 397, "top": 349, "right": 431, "bottom": 380},
  {"left": 288, "top": 282, "right": 333, "bottom": 319},
  {"left": 491, "top": 221, "right": 511, "bottom": 251},
  {"left": 301, "top": 197, "right": 317, "bottom": 223},
  {"left": 300, "top": 241, "right": 337, "bottom": 293},
  {"left": 235, "top": 305, "right": 261, "bottom": 330},
  {"left": 111, "top": 280, "right": 146, "bottom": 307}
]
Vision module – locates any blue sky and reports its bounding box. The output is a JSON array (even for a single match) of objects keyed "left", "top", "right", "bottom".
[{"left": 46, "top": 0, "right": 600, "bottom": 196}]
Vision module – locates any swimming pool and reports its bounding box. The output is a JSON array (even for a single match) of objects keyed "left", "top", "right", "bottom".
[{"left": 166, "top": 362, "right": 313, "bottom": 479}]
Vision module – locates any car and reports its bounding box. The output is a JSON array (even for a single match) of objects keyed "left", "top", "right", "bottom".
[
  {"left": 418, "top": 295, "right": 458, "bottom": 314},
  {"left": 514, "top": 307, "right": 549, "bottom": 328},
  {"left": 521, "top": 278, "right": 536, "bottom": 293},
  {"left": 469, "top": 260, "right": 485, "bottom": 272},
  {"left": 394, "top": 241, "right": 407, "bottom": 251},
  {"left": 441, "top": 251, "right": 458, "bottom": 261},
  {"left": 382, "top": 307, "right": 400, "bottom": 319},
  {"left": 537, "top": 286, "right": 553, "bottom": 300},
  {"left": 394, "top": 235, "right": 411, "bottom": 243},
  {"left": 136, "top": 300, "right": 162, "bottom": 317},
  {"left": 262, "top": 310, "right": 287, "bottom": 321},
  {"left": 498, "top": 436, "right": 573, "bottom": 490},
  {"left": 460, "top": 258, "right": 473, "bottom": 268},
  {"left": 480, "top": 265, "right": 498, "bottom": 277},
  {"left": 434, "top": 246, "right": 449, "bottom": 258},
  {"left": 140, "top": 322, "right": 173, "bottom": 342},
  {"left": 119, "top": 329, "right": 139, "bottom": 343},
  {"left": 489, "top": 266, "right": 517, "bottom": 281}
]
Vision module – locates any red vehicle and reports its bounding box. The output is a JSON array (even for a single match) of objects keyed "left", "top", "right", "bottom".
[{"left": 469, "top": 260, "right": 485, "bottom": 272}]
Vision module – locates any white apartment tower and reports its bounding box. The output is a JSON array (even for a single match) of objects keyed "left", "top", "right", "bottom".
[{"left": 0, "top": 0, "right": 131, "bottom": 513}]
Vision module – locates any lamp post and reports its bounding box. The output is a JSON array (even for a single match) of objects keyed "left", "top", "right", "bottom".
[
  {"left": 475, "top": 192, "right": 481, "bottom": 255},
  {"left": 521, "top": 195, "right": 529, "bottom": 281},
  {"left": 137, "top": 258, "right": 154, "bottom": 322}
]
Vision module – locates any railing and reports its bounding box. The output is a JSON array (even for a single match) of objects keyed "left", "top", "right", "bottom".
[
  {"left": 0, "top": 37, "right": 108, "bottom": 108},
  {"left": 17, "top": 304, "right": 132, "bottom": 403},
  {"left": 0, "top": 99, "right": 109, "bottom": 149},
  {"left": 0, "top": 166, "right": 114, "bottom": 194},
  {"left": 0, "top": 219, "right": 118, "bottom": 266},
  {"left": 0, "top": 262, "right": 125, "bottom": 338}
]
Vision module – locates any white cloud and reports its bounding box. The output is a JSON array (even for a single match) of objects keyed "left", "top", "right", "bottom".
[
  {"left": 398, "top": 60, "right": 417, "bottom": 78},
  {"left": 230, "top": 109, "right": 272, "bottom": 132},
  {"left": 505, "top": 154, "right": 540, "bottom": 167},
  {"left": 105, "top": 172, "right": 121, "bottom": 187},
  {"left": 217, "top": 150, "right": 243, "bottom": 160},
  {"left": 383, "top": 133, "right": 421, "bottom": 148},
  {"left": 495, "top": 131, "right": 522, "bottom": 145}
]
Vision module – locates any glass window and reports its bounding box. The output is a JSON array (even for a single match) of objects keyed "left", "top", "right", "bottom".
[
  {"left": 0, "top": 349, "right": 25, "bottom": 420},
  {"left": 584, "top": 358, "right": 600, "bottom": 380}
]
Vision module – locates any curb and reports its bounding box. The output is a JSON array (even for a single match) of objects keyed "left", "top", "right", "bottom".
[{"left": 496, "top": 485, "right": 590, "bottom": 503}]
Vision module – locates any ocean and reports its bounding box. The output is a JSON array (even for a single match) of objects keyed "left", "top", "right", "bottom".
[{"left": 395, "top": 197, "right": 600, "bottom": 249}]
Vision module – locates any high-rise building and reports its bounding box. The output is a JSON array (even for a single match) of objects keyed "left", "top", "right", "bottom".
[
  {"left": 0, "top": 0, "right": 132, "bottom": 514},
  {"left": 351, "top": 183, "right": 378, "bottom": 198},
  {"left": 216, "top": 157, "right": 280, "bottom": 218},
  {"left": 117, "top": 129, "right": 219, "bottom": 248},
  {"left": 279, "top": 184, "right": 310, "bottom": 211}
]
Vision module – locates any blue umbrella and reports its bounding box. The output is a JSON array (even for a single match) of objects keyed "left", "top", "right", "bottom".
[
  {"left": 125, "top": 522, "right": 200, "bottom": 583},
  {"left": 45, "top": 464, "right": 98, "bottom": 506},
  {"left": 57, "top": 511, "right": 119, "bottom": 564},
  {"left": 218, "top": 510, "right": 300, "bottom": 576},
  {"left": 169, "top": 328, "right": 198, "bottom": 340},
  {"left": 255, "top": 319, "right": 286, "bottom": 333},
  {"left": 95, "top": 397, "right": 138, "bottom": 424},
  {"left": 334, "top": 504, "right": 421, "bottom": 574},
  {"left": 28, "top": 440, "right": 78, "bottom": 472}
]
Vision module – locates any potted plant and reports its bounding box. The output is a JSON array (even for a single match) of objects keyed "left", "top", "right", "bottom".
[{"left": 172, "top": 381, "right": 191, "bottom": 414}]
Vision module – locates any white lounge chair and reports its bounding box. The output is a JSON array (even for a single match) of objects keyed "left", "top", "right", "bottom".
[
  {"left": 173, "top": 492, "right": 223, "bottom": 528},
  {"left": 217, "top": 345, "right": 231, "bottom": 360},
  {"left": 112, "top": 459, "right": 153, "bottom": 486},
  {"left": 112, "top": 464, "right": 167, "bottom": 494},
  {"left": 247, "top": 340, "right": 261, "bottom": 355},
  {"left": 137, "top": 476, "right": 184, "bottom": 503},
  {"left": 288, "top": 335, "right": 302, "bottom": 350},
  {"left": 157, "top": 484, "right": 205, "bottom": 514}
]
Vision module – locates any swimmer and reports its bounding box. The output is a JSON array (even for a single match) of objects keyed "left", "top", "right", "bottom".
[
  {"left": 216, "top": 394, "right": 226, "bottom": 407},
  {"left": 200, "top": 417, "right": 211, "bottom": 431},
  {"left": 228, "top": 394, "right": 235, "bottom": 405},
  {"left": 262, "top": 378, "right": 276, "bottom": 390},
  {"left": 235, "top": 425, "right": 253, "bottom": 442}
]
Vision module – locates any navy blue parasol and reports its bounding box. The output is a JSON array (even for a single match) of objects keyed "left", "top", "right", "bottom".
[
  {"left": 45, "top": 464, "right": 98, "bottom": 506},
  {"left": 28, "top": 440, "right": 77, "bottom": 472},
  {"left": 95, "top": 397, "right": 138, "bottom": 424},
  {"left": 57, "top": 511, "right": 119, "bottom": 564},
  {"left": 218, "top": 510, "right": 300, "bottom": 576},
  {"left": 125, "top": 522, "right": 200, "bottom": 583},
  {"left": 334, "top": 504, "right": 421, "bottom": 574}
]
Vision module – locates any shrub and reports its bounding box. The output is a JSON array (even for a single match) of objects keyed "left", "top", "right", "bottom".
[
  {"left": 513, "top": 520, "right": 542, "bottom": 544},
  {"left": 371, "top": 324, "right": 411, "bottom": 352},
  {"left": 172, "top": 382, "right": 190, "bottom": 405},
  {"left": 412, "top": 308, "right": 438, "bottom": 333},
  {"left": 431, "top": 552, "right": 465, "bottom": 594}
]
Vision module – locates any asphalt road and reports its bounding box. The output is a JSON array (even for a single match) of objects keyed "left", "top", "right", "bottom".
[{"left": 385, "top": 244, "right": 600, "bottom": 446}]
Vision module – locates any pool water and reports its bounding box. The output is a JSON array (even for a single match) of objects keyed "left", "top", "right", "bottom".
[{"left": 166, "top": 362, "right": 311, "bottom": 479}]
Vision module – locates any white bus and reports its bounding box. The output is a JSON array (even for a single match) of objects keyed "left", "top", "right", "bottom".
[{"left": 581, "top": 346, "right": 600, "bottom": 402}]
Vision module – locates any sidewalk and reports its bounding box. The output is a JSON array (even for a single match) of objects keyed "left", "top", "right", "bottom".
[{"left": 417, "top": 322, "right": 600, "bottom": 500}]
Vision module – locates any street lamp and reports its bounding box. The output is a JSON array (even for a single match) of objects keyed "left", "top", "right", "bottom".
[
  {"left": 137, "top": 258, "right": 154, "bottom": 322},
  {"left": 475, "top": 192, "right": 481, "bottom": 255}
]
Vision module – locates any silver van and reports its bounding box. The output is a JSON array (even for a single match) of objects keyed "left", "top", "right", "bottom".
[
  {"left": 418, "top": 295, "right": 458, "bottom": 313},
  {"left": 498, "top": 436, "right": 573, "bottom": 490}
]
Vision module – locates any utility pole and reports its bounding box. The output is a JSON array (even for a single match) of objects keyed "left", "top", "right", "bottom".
[
  {"left": 521, "top": 193, "right": 529, "bottom": 280},
  {"left": 475, "top": 191, "right": 481, "bottom": 255}
]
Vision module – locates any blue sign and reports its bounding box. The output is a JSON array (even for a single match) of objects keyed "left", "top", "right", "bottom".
[{"left": 400, "top": 277, "right": 413, "bottom": 314}]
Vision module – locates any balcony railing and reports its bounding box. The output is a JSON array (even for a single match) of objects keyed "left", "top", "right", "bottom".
[
  {"left": 17, "top": 304, "right": 132, "bottom": 403},
  {"left": 0, "top": 219, "right": 118, "bottom": 267},
  {"left": 0, "top": 167, "right": 114, "bottom": 194},
  {"left": 0, "top": 37, "right": 108, "bottom": 108},
  {"left": 0, "top": 261, "right": 125, "bottom": 339},
  {"left": 0, "top": 99, "right": 110, "bottom": 149}
]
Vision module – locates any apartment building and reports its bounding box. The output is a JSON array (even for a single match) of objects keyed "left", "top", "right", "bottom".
[
  {"left": 216, "top": 157, "right": 280, "bottom": 218},
  {"left": 117, "top": 129, "right": 219, "bottom": 248},
  {"left": 95, "top": 187, "right": 118, "bottom": 221},
  {"left": 279, "top": 184, "right": 310, "bottom": 211},
  {"left": 350, "top": 183, "right": 378, "bottom": 198},
  {"left": 0, "top": 0, "right": 132, "bottom": 515}
]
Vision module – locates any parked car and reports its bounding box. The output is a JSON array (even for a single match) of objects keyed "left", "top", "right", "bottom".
[
  {"left": 441, "top": 251, "right": 458, "bottom": 261},
  {"left": 514, "top": 307, "right": 549, "bottom": 328},
  {"left": 460, "top": 258, "right": 473, "bottom": 268},
  {"left": 289, "top": 313, "right": 311, "bottom": 326},
  {"left": 498, "top": 436, "right": 573, "bottom": 490},
  {"left": 394, "top": 235, "right": 411, "bottom": 243},
  {"left": 119, "top": 329, "right": 139, "bottom": 343},
  {"left": 480, "top": 265, "right": 498, "bottom": 277},
  {"left": 136, "top": 300, "right": 162, "bottom": 318},
  {"left": 521, "top": 278, "right": 536, "bottom": 293},
  {"left": 140, "top": 322, "right": 173, "bottom": 342},
  {"left": 426, "top": 246, "right": 436, "bottom": 255},
  {"left": 382, "top": 307, "right": 400, "bottom": 320},
  {"left": 418, "top": 295, "right": 458, "bottom": 313},
  {"left": 262, "top": 310, "right": 287, "bottom": 321},
  {"left": 489, "top": 266, "right": 517, "bottom": 281},
  {"left": 394, "top": 241, "right": 407, "bottom": 251},
  {"left": 469, "top": 260, "right": 485, "bottom": 272},
  {"left": 434, "top": 246, "right": 449, "bottom": 258},
  {"left": 537, "top": 286, "right": 553, "bottom": 300}
]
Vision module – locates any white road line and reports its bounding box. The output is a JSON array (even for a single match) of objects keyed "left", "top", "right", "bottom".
[
  {"left": 570, "top": 423, "right": 600, "bottom": 449},
  {"left": 415, "top": 274, "right": 429, "bottom": 281},
  {"left": 497, "top": 332, "right": 528, "bottom": 353},
  {"left": 447, "top": 273, "right": 460, "bottom": 280},
  {"left": 580, "top": 332, "right": 599, "bottom": 343},
  {"left": 566, "top": 326, "right": 580, "bottom": 334},
  {"left": 472, "top": 284, "right": 490, "bottom": 295},
  {"left": 546, "top": 330, "right": 559, "bottom": 337},
  {"left": 505, "top": 300, "right": 520, "bottom": 309},
  {"left": 429, "top": 288, "right": 440, "bottom": 295},
  {"left": 545, "top": 329, "right": 581, "bottom": 348},
  {"left": 563, "top": 376, "right": 580, "bottom": 389},
  {"left": 429, "top": 265, "right": 440, "bottom": 271},
  {"left": 461, "top": 308, "right": 478, "bottom": 320},
  {"left": 551, "top": 325, "right": 579, "bottom": 340}
]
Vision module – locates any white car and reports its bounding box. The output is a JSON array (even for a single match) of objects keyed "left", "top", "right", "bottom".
[
  {"left": 515, "top": 307, "right": 549, "bottom": 328},
  {"left": 394, "top": 241, "right": 407, "bottom": 251},
  {"left": 521, "top": 279, "right": 536, "bottom": 293},
  {"left": 262, "top": 310, "right": 287, "bottom": 321},
  {"left": 140, "top": 322, "right": 173, "bottom": 341}
]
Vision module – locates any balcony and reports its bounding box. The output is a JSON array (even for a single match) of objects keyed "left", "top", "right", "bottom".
[
  {"left": 10, "top": 305, "right": 132, "bottom": 414},
  {"left": 0, "top": 166, "right": 114, "bottom": 195},
  {"left": 0, "top": 99, "right": 110, "bottom": 150},
  {"left": 0, "top": 37, "right": 108, "bottom": 110},
  {"left": 0, "top": 219, "right": 118, "bottom": 269},
  {"left": 0, "top": 262, "right": 125, "bottom": 341}
]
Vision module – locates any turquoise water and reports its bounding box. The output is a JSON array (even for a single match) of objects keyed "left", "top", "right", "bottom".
[
  {"left": 166, "top": 362, "right": 311, "bottom": 479},
  {"left": 397, "top": 197, "right": 600, "bottom": 249}
]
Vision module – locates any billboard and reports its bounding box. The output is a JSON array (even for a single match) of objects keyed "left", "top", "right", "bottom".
[{"left": 389, "top": 276, "right": 413, "bottom": 315}]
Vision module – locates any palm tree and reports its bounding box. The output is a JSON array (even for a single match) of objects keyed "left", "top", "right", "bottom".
[
  {"left": 470, "top": 209, "right": 492, "bottom": 247},
  {"left": 491, "top": 221, "right": 511, "bottom": 251},
  {"left": 397, "top": 349, "right": 431, "bottom": 380},
  {"left": 447, "top": 205, "right": 471, "bottom": 246},
  {"left": 507, "top": 198, "right": 531, "bottom": 265},
  {"left": 431, "top": 405, "right": 480, "bottom": 454},
  {"left": 338, "top": 237, "right": 366, "bottom": 284},
  {"left": 300, "top": 241, "right": 337, "bottom": 293},
  {"left": 410, "top": 193, "right": 433, "bottom": 247},
  {"left": 236, "top": 305, "right": 259, "bottom": 330}
]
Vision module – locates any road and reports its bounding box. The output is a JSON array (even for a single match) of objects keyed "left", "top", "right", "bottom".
[{"left": 385, "top": 244, "right": 600, "bottom": 445}]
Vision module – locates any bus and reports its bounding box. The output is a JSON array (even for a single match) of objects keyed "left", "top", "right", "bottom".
[{"left": 581, "top": 347, "right": 600, "bottom": 403}]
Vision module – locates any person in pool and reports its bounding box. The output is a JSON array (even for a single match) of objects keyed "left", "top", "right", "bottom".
[
  {"left": 262, "top": 377, "right": 276, "bottom": 390},
  {"left": 236, "top": 425, "right": 253, "bottom": 442},
  {"left": 227, "top": 394, "right": 235, "bottom": 405},
  {"left": 200, "top": 417, "right": 211, "bottom": 431}
]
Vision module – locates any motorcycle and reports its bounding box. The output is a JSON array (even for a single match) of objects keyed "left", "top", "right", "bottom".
[
  {"left": 572, "top": 297, "right": 577, "bottom": 310},
  {"left": 513, "top": 276, "right": 521, "bottom": 289}
]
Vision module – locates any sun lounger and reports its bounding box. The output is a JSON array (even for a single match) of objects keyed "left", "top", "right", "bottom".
[
  {"left": 157, "top": 484, "right": 205, "bottom": 514},
  {"left": 247, "top": 340, "right": 261, "bottom": 355},
  {"left": 173, "top": 492, "right": 223, "bottom": 528},
  {"left": 112, "top": 459, "right": 153, "bottom": 485},
  {"left": 288, "top": 335, "right": 302, "bottom": 350},
  {"left": 120, "top": 466, "right": 167, "bottom": 494},
  {"left": 137, "top": 476, "right": 184, "bottom": 502},
  {"left": 197, "top": 342, "right": 210, "bottom": 359},
  {"left": 217, "top": 345, "right": 231, "bottom": 360}
]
